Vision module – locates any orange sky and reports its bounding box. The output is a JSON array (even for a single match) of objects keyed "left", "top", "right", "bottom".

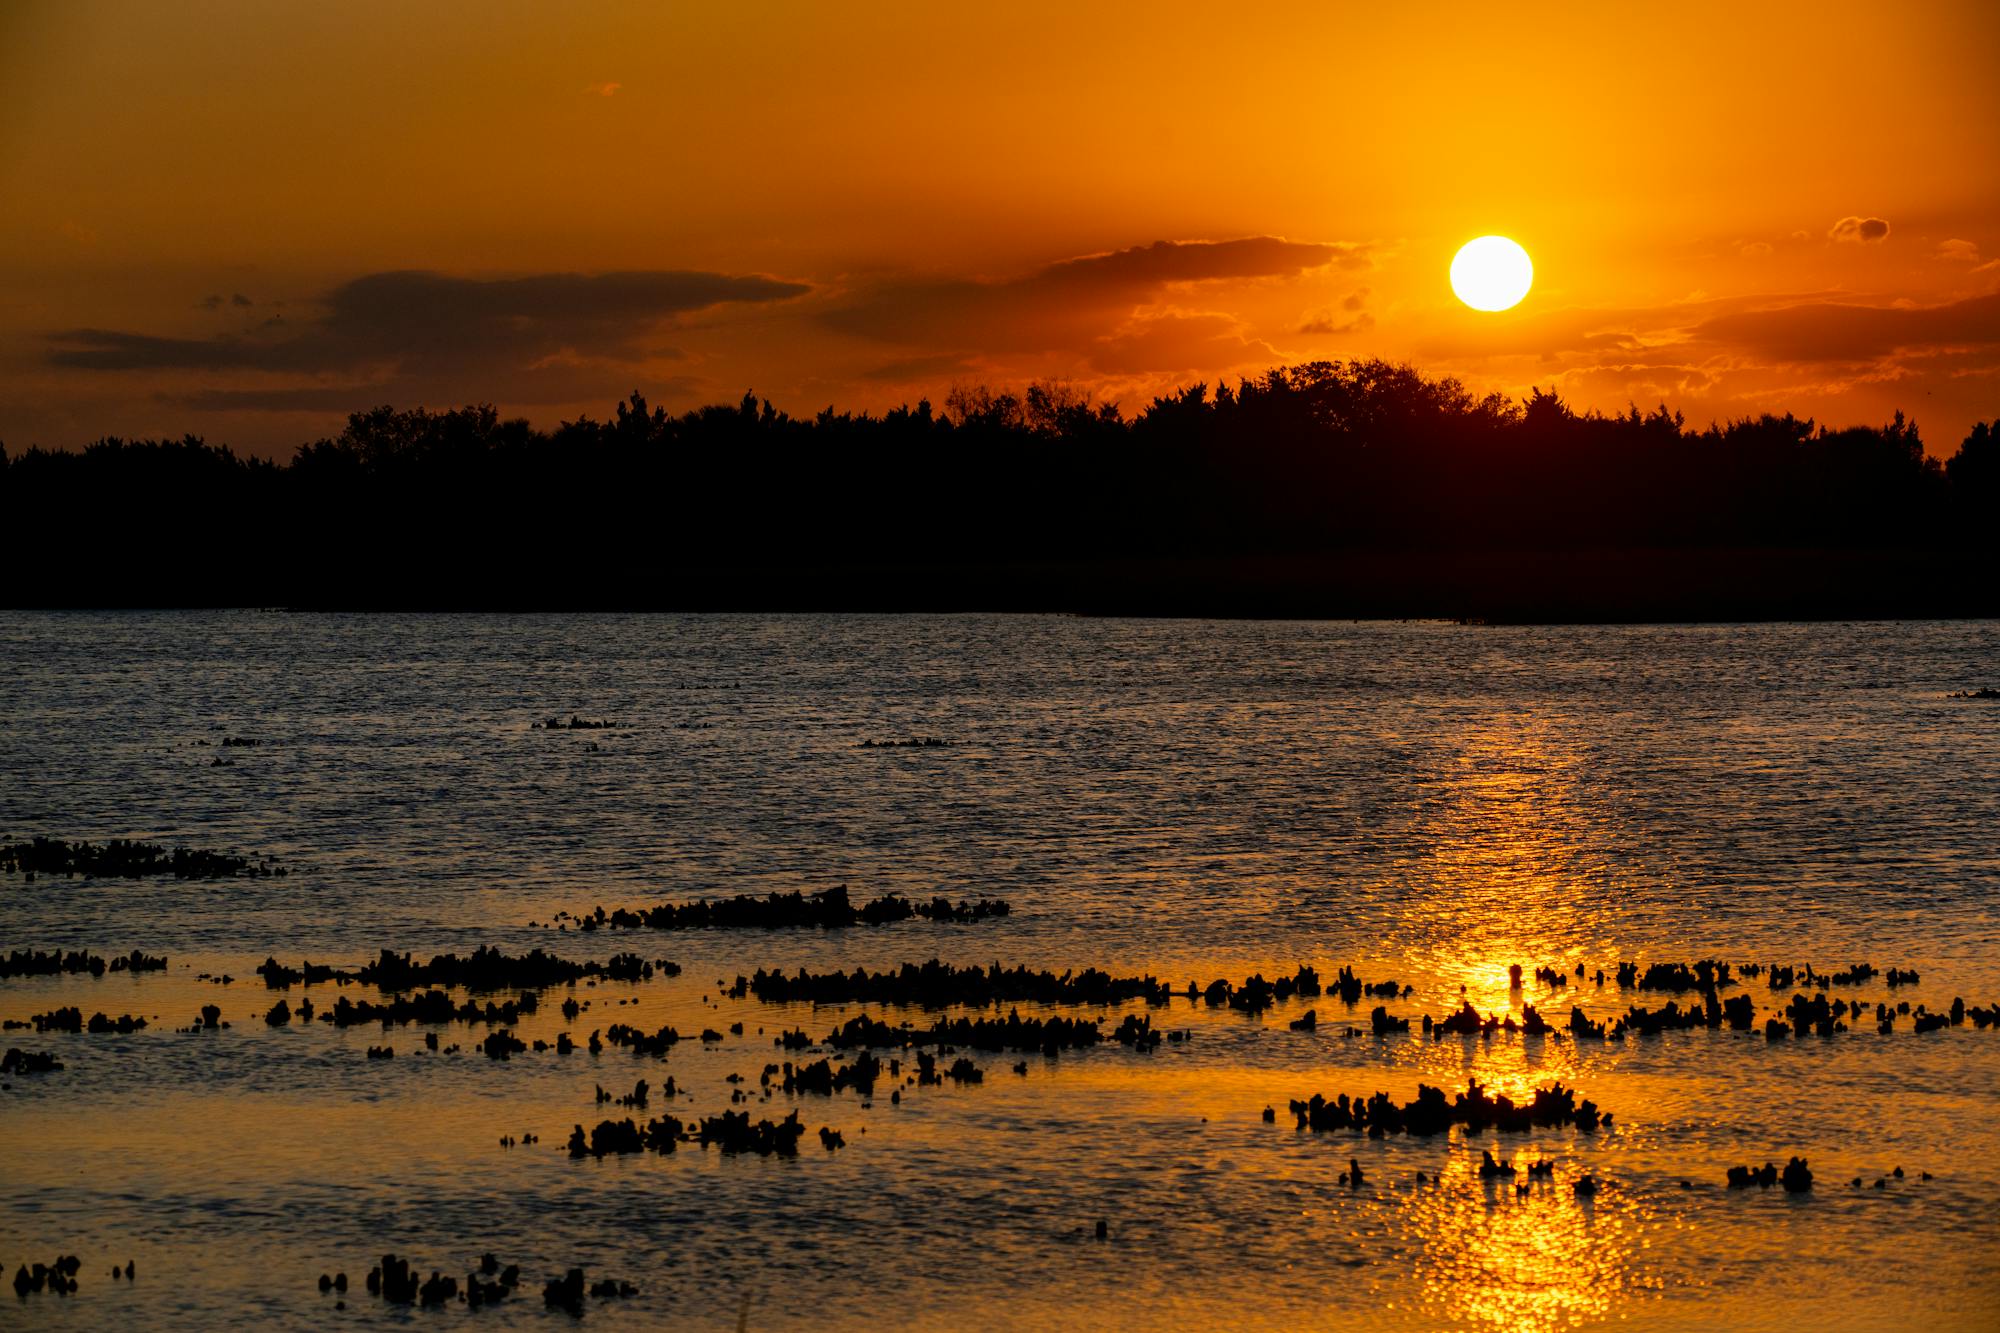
[{"left": 3, "top": 0, "right": 1997, "bottom": 457}]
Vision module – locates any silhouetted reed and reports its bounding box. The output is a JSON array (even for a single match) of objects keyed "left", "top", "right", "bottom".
[
  {"left": 255, "top": 947, "right": 675, "bottom": 991},
  {"left": 819, "top": 1009, "right": 1114, "bottom": 1054},
  {"left": 0, "top": 836, "right": 284, "bottom": 880},
  {"left": 1289, "top": 1078, "right": 1607, "bottom": 1136},
  {"left": 0, "top": 948, "right": 167, "bottom": 979},
  {"left": 568, "top": 884, "right": 1010, "bottom": 931},
  {"left": 732, "top": 958, "right": 1167, "bottom": 1007}
]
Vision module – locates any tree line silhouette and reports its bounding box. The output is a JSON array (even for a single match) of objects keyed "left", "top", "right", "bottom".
[{"left": 4, "top": 359, "right": 1994, "bottom": 616}]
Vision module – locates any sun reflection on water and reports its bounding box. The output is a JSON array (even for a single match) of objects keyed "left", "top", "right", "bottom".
[
  {"left": 1366, "top": 713, "right": 1664, "bottom": 1330},
  {"left": 1390, "top": 710, "right": 1629, "bottom": 1010},
  {"left": 1405, "top": 1145, "right": 1658, "bottom": 1333}
]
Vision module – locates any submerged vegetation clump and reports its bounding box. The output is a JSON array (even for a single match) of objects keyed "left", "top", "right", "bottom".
[
  {"left": 601, "top": 1022, "right": 683, "bottom": 1057},
  {"left": 15, "top": 1007, "right": 147, "bottom": 1035},
  {"left": 339, "top": 1250, "right": 632, "bottom": 1312},
  {"left": 1579, "top": 958, "right": 1923, "bottom": 993},
  {"left": 732, "top": 958, "right": 1169, "bottom": 1007},
  {"left": 1727, "top": 1158, "right": 1815, "bottom": 1192},
  {"left": 11, "top": 1255, "right": 84, "bottom": 1298},
  {"left": 774, "top": 1052, "right": 883, "bottom": 1096},
  {"left": 0, "top": 836, "right": 286, "bottom": 880},
  {"left": 1289, "top": 1079, "right": 1608, "bottom": 1136},
  {"left": 1185, "top": 965, "right": 1387, "bottom": 1012},
  {"left": 569, "top": 884, "right": 1010, "bottom": 932},
  {"left": 1, "top": 1048, "right": 64, "bottom": 1075},
  {"left": 1413, "top": 990, "right": 1993, "bottom": 1041},
  {"left": 0, "top": 948, "right": 166, "bottom": 979},
  {"left": 316, "top": 990, "right": 539, "bottom": 1028},
  {"left": 819, "top": 1009, "right": 1115, "bottom": 1054},
  {"left": 254, "top": 947, "right": 676, "bottom": 992},
  {"left": 566, "top": 1109, "right": 821, "bottom": 1158},
  {"left": 568, "top": 1115, "right": 683, "bottom": 1156}
]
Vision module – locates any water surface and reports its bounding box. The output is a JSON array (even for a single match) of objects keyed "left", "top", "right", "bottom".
[{"left": 2, "top": 613, "right": 1996, "bottom": 1330}]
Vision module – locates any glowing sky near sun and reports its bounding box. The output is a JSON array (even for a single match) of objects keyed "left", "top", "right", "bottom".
[{"left": 1, "top": 0, "right": 1996, "bottom": 455}]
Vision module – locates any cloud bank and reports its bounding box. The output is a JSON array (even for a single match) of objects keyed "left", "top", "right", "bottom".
[
  {"left": 822, "top": 237, "right": 1363, "bottom": 356},
  {"left": 48, "top": 269, "right": 810, "bottom": 409}
]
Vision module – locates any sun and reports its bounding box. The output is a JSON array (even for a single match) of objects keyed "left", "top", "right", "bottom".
[{"left": 1450, "top": 236, "right": 1533, "bottom": 312}]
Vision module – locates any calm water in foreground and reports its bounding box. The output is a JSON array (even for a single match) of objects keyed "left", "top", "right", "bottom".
[{"left": 2, "top": 612, "right": 1997, "bottom": 1331}]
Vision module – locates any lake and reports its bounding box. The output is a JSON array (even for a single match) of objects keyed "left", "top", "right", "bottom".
[{"left": 2, "top": 612, "right": 1996, "bottom": 1330}]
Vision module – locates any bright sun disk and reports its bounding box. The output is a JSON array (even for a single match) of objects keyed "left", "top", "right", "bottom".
[{"left": 1450, "top": 236, "right": 1533, "bottom": 312}]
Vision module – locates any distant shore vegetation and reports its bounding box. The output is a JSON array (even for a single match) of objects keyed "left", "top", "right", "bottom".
[{"left": 4, "top": 360, "right": 1994, "bottom": 616}]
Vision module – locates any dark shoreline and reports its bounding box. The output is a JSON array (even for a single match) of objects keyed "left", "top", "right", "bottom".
[{"left": 12, "top": 546, "right": 1997, "bottom": 624}]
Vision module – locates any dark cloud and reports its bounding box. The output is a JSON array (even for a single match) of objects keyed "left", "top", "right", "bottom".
[
  {"left": 197, "top": 294, "right": 223, "bottom": 310},
  {"left": 1411, "top": 290, "right": 1850, "bottom": 362},
  {"left": 1428, "top": 288, "right": 2000, "bottom": 448},
  {"left": 822, "top": 237, "right": 1364, "bottom": 352},
  {"left": 53, "top": 328, "right": 270, "bottom": 370},
  {"left": 173, "top": 368, "right": 706, "bottom": 413},
  {"left": 1829, "top": 216, "right": 1891, "bottom": 243},
  {"left": 53, "top": 271, "right": 808, "bottom": 373},
  {"left": 46, "top": 268, "right": 809, "bottom": 410},
  {"left": 1689, "top": 291, "right": 2000, "bottom": 364}
]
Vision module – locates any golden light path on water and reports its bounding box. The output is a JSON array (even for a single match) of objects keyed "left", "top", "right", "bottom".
[
  {"left": 1361, "top": 707, "right": 1649, "bottom": 1332},
  {"left": 1405, "top": 1152, "right": 1655, "bottom": 1332}
]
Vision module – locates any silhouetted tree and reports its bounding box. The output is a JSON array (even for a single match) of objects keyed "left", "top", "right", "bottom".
[{"left": 2, "top": 362, "right": 1990, "bottom": 610}]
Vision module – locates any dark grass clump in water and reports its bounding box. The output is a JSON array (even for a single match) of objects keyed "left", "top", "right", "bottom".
[
  {"left": 1, "top": 1048, "right": 64, "bottom": 1074},
  {"left": 316, "top": 990, "right": 540, "bottom": 1028},
  {"left": 343, "top": 1251, "right": 630, "bottom": 1312},
  {"left": 571, "top": 884, "right": 1010, "bottom": 932},
  {"left": 1416, "top": 992, "right": 1996, "bottom": 1040},
  {"left": 774, "top": 1052, "right": 883, "bottom": 1095},
  {"left": 601, "top": 1022, "right": 682, "bottom": 1057},
  {"left": 566, "top": 1110, "right": 820, "bottom": 1158},
  {"left": 1186, "top": 965, "right": 1374, "bottom": 1012},
  {"left": 730, "top": 959, "right": 1170, "bottom": 1007},
  {"left": 0, "top": 948, "right": 167, "bottom": 979},
  {"left": 11, "top": 1255, "right": 83, "bottom": 1298},
  {"left": 1611, "top": 959, "right": 1896, "bottom": 992},
  {"left": 255, "top": 947, "right": 677, "bottom": 992},
  {"left": 13, "top": 1007, "right": 147, "bottom": 1034},
  {"left": 1289, "top": 1078, "right": 1608, "bottom": 1136},
  {"left": 820, "top": 1009, "right": 1113, "bottom": 1054},
  {"left": 0, "top": 836, "right": 287, "bottom": 880},
  {"left": 1727, "top": 1158, "right": 1815, "bottom": 1192}
]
